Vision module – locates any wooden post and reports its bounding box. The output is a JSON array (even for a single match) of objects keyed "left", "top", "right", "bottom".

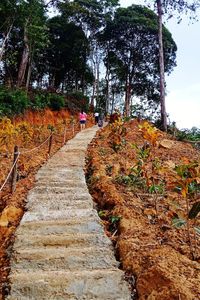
[
  {"left": 48, "top": 134, "right": 53, "bottom": 156},
  {"left": 11, "top": 145, "right": 19, "bottom": 194},
  {"left": 63, "top": 125, "right": 67, "bottom": 145}
]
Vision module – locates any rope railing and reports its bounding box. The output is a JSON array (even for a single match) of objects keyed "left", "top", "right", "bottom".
[
  {"left": 0, "top": 151, "right": 20, "bottom": 193},
  {"left": 20, "top": 134, "right": 52, "bottom": 155},
  {"left": 0, "top": 121, "right": 80, "bottom": 195}
]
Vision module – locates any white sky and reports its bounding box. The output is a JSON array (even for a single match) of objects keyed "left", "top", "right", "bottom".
[{"left": 119, "top": 0, "right": 200, "bottom": 129}]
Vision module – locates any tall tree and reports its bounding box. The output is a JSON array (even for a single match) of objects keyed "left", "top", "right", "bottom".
[
  {"left": 17, "top": 0, "right": 48, "bottom": 88},
  {"left": 46, "top": 16, "right": 91, "bottom": 91},
  {"left": 58, "top": 0, "right": 119, "bottom": 106},
  {"left": 0, "top": 0, "right": 19, "bottom": 62},
  {"left": 146, "top": 0, "right": 200, "bottom": 130},
  {"left": 100, "top": 5, "right": 177, "bottom": 116}
]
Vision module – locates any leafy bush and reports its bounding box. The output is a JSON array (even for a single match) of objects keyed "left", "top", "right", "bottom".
[
  {"left": 0, "top": 87, "right": 29, "bottom": 115},
  {"left": 31, "top": 92, "right": 65, "bottom": 111},
  {"left": 47, "top": 94, "right": 65, "bottom": 111},
  {"left": 0, "top": 86, "right": 87, "bottom": 116},
  {"left": 32, "top": 92, "right": 49, "bottom": 110},
  {"left": 176, "top": 127, "right": 200, "bottom": 142}
]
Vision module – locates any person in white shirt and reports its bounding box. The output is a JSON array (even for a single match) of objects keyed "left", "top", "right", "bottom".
[{"left": 94, "top": 112, "right": 99, "bottom": 124}]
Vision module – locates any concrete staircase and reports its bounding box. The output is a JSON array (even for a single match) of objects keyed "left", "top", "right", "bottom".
[{"left": 6, "top": 127, "right": 131, "bottom": 300}]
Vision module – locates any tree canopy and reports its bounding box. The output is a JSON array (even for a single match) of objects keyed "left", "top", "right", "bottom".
[{"left": 0, "top": 0, "right": 180, "bottom": 120}]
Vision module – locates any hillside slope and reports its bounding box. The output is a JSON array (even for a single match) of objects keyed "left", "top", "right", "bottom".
[{"left": 86, "top": 119, "right": 200, "bottom": 300}]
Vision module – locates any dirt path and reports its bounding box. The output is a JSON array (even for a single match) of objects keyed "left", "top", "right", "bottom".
[{"left": 6, "top": 126, "right": 131, "bottom": 300}]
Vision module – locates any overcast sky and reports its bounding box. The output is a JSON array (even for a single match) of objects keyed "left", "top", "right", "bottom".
[{"left": 119, "top": 0, "right": 200, "bottom": 129}]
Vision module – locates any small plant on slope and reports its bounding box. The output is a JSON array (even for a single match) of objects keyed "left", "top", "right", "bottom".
[{"left": 172, "top": 162, "right": 200, "bottom": 260}]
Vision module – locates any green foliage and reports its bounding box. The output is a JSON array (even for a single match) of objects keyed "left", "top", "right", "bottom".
[
  {"left": 32, "top": 92, "right": 65, "bottom": 111},
  {"left": 109, "top": 215, "right": 121, "bottom": 233},
  {"left": 109, "top": 215, "right": 121, "bottom": 224},
  {"left": 0, "top": 87, "right": 29, "bottom": 115},
  {"left": 115, "top": 174, "right": 146, "bottom": 190},
  {"left": 176, "top": 127, "right": 200, "bottom": 142},
  {"left": 172, "top": 217, "right": 186, "bottom": 228},
  {"left": 47, "top": 94, "right": 65, "bottom": 111},
  {"left": 131, "top": 143, "right": 150, "bottom": 160},
  {"left": 149, "top": 184, "right": 164, "bottom": 194},
  {"left": 100, "top": 4, "right": 177, "bottom": 105},
  {"left": 188, "top": 181, "right": 200, "bottom": 195},
  {"left": 32, "top": 92, "right": 50, "bottom": 110},
  {"left": 115, "top": 175, "right": 133, "bottom": 186},
  {"left": 98, "top": 210, "right": 108, "bottom": 219}
]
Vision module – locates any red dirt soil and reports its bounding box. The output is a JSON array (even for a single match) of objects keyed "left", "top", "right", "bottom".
[{"left": 86, "top": 119, "right": 200, "bottom": 300}]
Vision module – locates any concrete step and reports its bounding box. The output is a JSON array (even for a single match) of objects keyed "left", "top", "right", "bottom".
[
  {"left": 27, "top": 188, "right": 91, "bottom": 202},
  {"left": 20, "top": 209, "right": 98, "bottom": 223},
  {"left": 13, "top": 233, "right": 112, "bottom": 250},
  {"left": 26, "top": 191, "right": 93, "bottom": 210},
  {"left": 35, "top": 168, "right": 85, "bottom": 181},
  {"left": 12, "top": 247, "right": 119, "bottom": 271},
  {"left": 28, "top": 186, "right": 88, "bottom": 195},
  {"left": 17, "top": 217, "right": 104, "bottom": 235},
  {"left": 7, "top": 269, "right": 131, "bottom": 300},
  {"left": 27, "top": 201, "right": 93, "bottom": 211},
  {"left": 35, "top": 177, "right": 86, "bottom": 185},
  {"left": 34, "top": 180, "right": 87, "bottom": 188},
  {"left": 45, "top": 154, "right": 86, "bottom": 168}
]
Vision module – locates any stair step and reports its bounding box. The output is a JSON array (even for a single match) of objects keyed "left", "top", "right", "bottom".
[
  {"left": 34, "top": 180, "right": 86, "bottom": 188},
  {"left": 11, "top": 247, "right": 119, "bottom": 271},
  {"left": 45, "top": 154, "right": 85, "bottom": 167},
  {"left": 27, "top": 188, "right": 91, "bottom": 202},
  {"left": 13, "top": 233, "right": 112, "bottom": 250},
  {"left": 17, "top": 218, "right": 104, "bottom": 235},
  {"left": 35, "top": 168, "right": 85, "bottom": 182},
  {"left": 28, "top": 186, "right": 88, "bottom": 195},
  {"left": 27, "top": 200, "right": 93, "bottom": 211},
  {"left": 7, "top": 270, "right": 131, "bottom": 300},
  {"left": 33, "top": 179, "right": 86, "bottom": 188},
  {"left": 20, "top": 209, "right": 98, "bottom": 223}
]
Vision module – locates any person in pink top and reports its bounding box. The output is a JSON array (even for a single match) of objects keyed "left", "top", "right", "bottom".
[{"left": 79, "top": 110, "right": 87, "bottom": 130}]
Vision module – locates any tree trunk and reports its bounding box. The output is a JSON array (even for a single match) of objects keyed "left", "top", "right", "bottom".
[
  {"left": 25, "top": 56, "right": 32, "bottom": 90},
  {"left": 0, "top": 23, "right": 13, "bottom": 62},
  {"left": 157, "top": 0, "right": 167, "bottom": 131},
  {"left": 111, "top": 90, "right": 115, "bottom": 114},
  {"left": 105, "top": 57, "right": 110, "bottom": 114},
  {"left": 96, "top": 60, "right": 100, "bottom": 106},
  {"left": 91, "top": 78, "right": 96, "bottom": 107},
  {"left": 17, "top": 21, "right": 30, "bottom": 87},
  {"left": 124, "top": 77, "right": 131, "bottom": 117}
]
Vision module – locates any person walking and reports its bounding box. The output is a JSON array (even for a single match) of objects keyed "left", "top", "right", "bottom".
[
  {"left": 94, "top": 111, "right": 99, "bottom": 125},
  {"left": 98, "top": 111, "right": 104, "bottom": 128},
  {"left": 79, "top": 110, "right": 87, "bottom": 130}
]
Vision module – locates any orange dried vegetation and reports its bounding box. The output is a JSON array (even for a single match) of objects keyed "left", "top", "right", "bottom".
[{"left": 86, "top": 119, "right": 200, "bottom": 300}]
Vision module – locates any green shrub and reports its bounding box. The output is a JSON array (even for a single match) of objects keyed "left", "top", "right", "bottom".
[
  {"left": 176, "top": 127, "right": 200, "bottom": 141},
  {"left": 31, "top": 92, "right": 65, "bottom": 111},
  {"left": 47, "top": 94, "right": 65, "bottom": 111},
  {"left": 32, "top": 92, "right": 49, "bottom": 110},
  {"left": 0, "top": 87, "right": 29, "bottom": 115}
]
